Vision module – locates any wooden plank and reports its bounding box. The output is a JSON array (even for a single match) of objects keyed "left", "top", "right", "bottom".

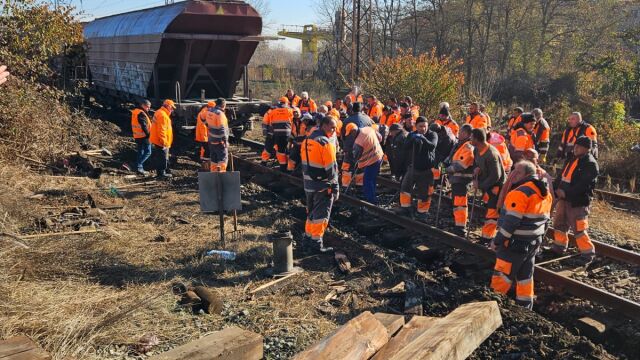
[
  {"left": 389, "top": 301, "right": 502, "bottom": 360},
  {"left": 249, "top": 272, "right": 299, "bottom": 297},
  {"left": 373, "top": 313, "right": 405, "bottom": 337},
  {"left": 372, "top": 316, "right": 439, "bottom": 360},
  {"left": 0, "top": 336, "right": 50, "bottom": 359},
  {"left": 149, "top": 326, "right": 263, "bottom": 360},
  {"left": 293, "top": 311, "right": 389, "bottom": 360}
]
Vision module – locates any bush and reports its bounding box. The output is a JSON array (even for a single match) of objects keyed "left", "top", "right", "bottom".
[{"left": 361, "top": 49, "right": 464, "bottom": 114}]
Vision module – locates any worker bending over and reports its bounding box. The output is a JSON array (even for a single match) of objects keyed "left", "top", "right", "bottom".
[
  {"left": 270, "top": 97, "right": 294, "bottom": 172},
  {"left": 131, "top": 99, "right": 153, "bottom": 176},
  {"left": 397, "top": 117, "right": 438, "bottom": 221},
  {"left": 195, "top": 101, "right": 215, "bottom": 170},
  {"left": 206, "top": 98, "right": 229, "bottom": 172},
  {"left": 445, "top": 124, "right": 475, "bottom": 235},
  {"left": 471, "top": 128, "right": 506, "bottom": 243},
  {"left": 552, "top": 136, "right": 599, "bottom": 264},
  {"left": 150, "top": 99, "right": 176, "bottom": 179},
  {"left": 341, "top": 102, "right": 372, "bottom": 188},
  {"left": 352, "top": 124, "right": 384, "bottom": 204},
  {"left": 490, "top": 160, "right": 553, "bottom": 309},
  {"left": 301, "top": 116, "right": 340, "bottom": 254}
]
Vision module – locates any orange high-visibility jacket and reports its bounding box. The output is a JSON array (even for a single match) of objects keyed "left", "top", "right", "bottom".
[
  {"left": 301, "top": 128, "right": 339, "bottom": 192},
  {"left": 558, "top": 122, "right": 598, "bottom": 158},
  {"left": 465, "top": 113, "right": 488, "bottom": 129},
  {"left": 299, "top": 99, "right": 318, "bottom": 114},
  {"left": 435, "top": 118, "right": 460, "bottom": 137},
  {"left": 533, "top": 119, "right": 550, "bottom": 155},
  {"left": 206, "top": 107, "right": 229, "bottom": 144},
  {"left": 381, "top": 112, "right": 400, "bottom": 127},
  {"left": 346, "top": 93, "right": 364, "bottom": 103},
  {"left": 447, "top": 139, "right": 474, "bottom": 182},
  {"left": 195, "top": 107, "right": 209, "bottom": 142},
  {"left": 507, "top": 115, "right": 522, "bottom": 140},
  {"left": 286, "top": 94, "right": 301, "bottom": 107},
  {"left": 329, "top": 108, "right": 340, "bottom": 120},
  {"left": 512, "top": 128, "right": 535, "bottom": 153},
  {"left": 269, "top": 106, "right": 294, "bottom": 136},
  {"left": 492, "top": 142, "right": 513, "bottom": 172},
  {"left": 131, "top": 108, "right": 151, "bottom": 139},
  {"left": 367, "top": 101, "right": 384, "bottom": 121},
  {"left": 353, "top": 126, "right": 384, "bottom": 168},
  {"left": 150, "top": 107, "right": 173, "bottom": 148}
]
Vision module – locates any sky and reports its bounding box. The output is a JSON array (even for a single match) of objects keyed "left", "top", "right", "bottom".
[{"left": 70, "top": 0, "right": 320, "bottom": 51}]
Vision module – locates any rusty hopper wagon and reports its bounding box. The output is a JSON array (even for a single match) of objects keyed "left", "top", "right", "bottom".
[{"left": 83, "top": 0, "right": 272, "bottom": 138}]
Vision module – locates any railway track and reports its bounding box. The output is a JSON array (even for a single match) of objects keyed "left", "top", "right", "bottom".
[{"left": 231, "top": 137, "right": 640, "bottom": 321}]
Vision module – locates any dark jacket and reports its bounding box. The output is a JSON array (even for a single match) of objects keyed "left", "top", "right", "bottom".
[
  {"left": 401, "top": 130, "right": 438, "bottom": 171},
  {"left": 555, "top": 153, "right": 599, "bottom": 207},
  {"left": 474, "top": 144, "right": 506, "bottom": 191},
  {"left": 433, "top": 125, "right": 456, "bottom": 165},
  {"left": 387, "top": 129, "right": 408, "bottom": 178}
]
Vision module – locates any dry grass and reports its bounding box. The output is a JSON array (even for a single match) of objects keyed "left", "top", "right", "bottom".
[{"left": 589, "top": 199, "right": 640, "bottom": 243}]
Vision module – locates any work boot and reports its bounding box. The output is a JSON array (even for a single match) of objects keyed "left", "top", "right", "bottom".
[
  {"left": 157, "top": 171, "right": 173, "bottom": 179},
  {"left": 550, "top": 244, "right": 566, "bottom": 255},
  {"left": 575, "top": 254, "right": 595, "bottom": 267},
  {"left": 450, "top": 227, "right": 467, "bottom": 237},
  {"left": 393, "top": 207, "right": 411, "bottom": 216},
  {"left": 136, "top": 169, "right": 148, "bottom": 176}
]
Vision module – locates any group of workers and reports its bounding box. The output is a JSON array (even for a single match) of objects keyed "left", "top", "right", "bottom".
[
  {"left": 130, "top": 85, "right": 601, "bottom": 310},
  {"left": 253, "top": 87, "right": 600, "bottom": 310}
]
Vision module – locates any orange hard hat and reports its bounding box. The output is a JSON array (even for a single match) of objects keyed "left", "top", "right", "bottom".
[
  {"left": 324, "top": 101, "right": 333, "bottom": 107},
  {"left": 207, "top": 101, "right": 216, "bottom": 107},
  {"left": 279, "top": 96, "right": 289, "bottom": 104},
  {"left": 163, "top": 99, "right": 176, "bottom": 109}
]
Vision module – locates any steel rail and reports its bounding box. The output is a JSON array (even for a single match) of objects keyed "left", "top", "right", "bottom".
[
  {"left": 236, "top": 137, "right": 640, "bottom": 267},
  {"left": 232, "top": 152, "right": 640, "bottom": 321}
]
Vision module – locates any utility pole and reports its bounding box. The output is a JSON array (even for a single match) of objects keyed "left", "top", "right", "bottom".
[{"left": 334, "top": 0, "right": 373, "bottom": 89}]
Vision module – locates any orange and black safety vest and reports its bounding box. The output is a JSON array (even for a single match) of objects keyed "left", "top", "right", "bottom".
[
  {"left": 435, "top": 118, "right": 459, "bottom": 137},
  {"left": 131, "top": 108, "right": 151, "bottom": 139},
  {"left": 301, "top": 128, "right": 338, "bottom": 192},
  {"left": 558, "top": 122, "right": 597, "bottom": 158},
  {"left": 465, "top": 113, "right": 487, "bottom": 129},
  {"left": 269, "top": 106, "right": 294, "bottom": 136},
  {"left": 533, "top": 119, "right": 550, "bottom": 154}
]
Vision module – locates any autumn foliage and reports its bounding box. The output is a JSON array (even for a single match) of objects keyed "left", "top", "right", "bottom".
[{"left": 361, "top": 49, "right": 464, "bottom": 114}]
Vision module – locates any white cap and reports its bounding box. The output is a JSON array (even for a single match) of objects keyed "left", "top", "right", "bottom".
[
  {"left": 301, "top": 91, "right": 309, "bottom": 98},
  {"left": 439, "top": 102, "right": 450, "bottom": 109}
]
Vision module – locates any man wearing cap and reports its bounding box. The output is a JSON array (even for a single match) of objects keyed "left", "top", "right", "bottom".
[
  {"left": 206, "top": 98, "right": 230, "bottom": 172},
  {"left": 195, "top": 101, "right": 215, "bottom": 170},
  {"left": 270, "top": 97, "right": 295, "bottom": 172},
  {"left": 435, "top": 104, "right": 459, "bottom": 137},
  {"left": 509, "top": 113, "right": 536, "bottom": 163},
  {"left": 131, "top": 99, "right": 153, "bottom": 176},
  {"left": 506, "top": 107, "right": 524, "bottom": 142},
  {"left": 552, "top": 136, "right": 599, "bottom": 264},
  {"left": 299, "top": 91, "right": 318, "bottom": 114},
  {"left": 150, "top": 99, "right": 176, "bottom": 179}
]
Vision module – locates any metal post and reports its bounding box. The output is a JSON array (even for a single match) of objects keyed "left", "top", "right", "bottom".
[
  {"left": 216, "top": 173, "right": 225, "bottom": 248},
  {"left": 243, "top": 65, "right": 250, "bottom": 98}
]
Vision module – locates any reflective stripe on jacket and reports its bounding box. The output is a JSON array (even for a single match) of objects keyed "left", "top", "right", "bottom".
[
  {"left": 269, "top": 106, "right": 294, "bottom": 136},
  {"left": 301, "top": 129, "right": 338, "bottom": 192},
  {"left": 206, "top": 107, "right": 229, "bottom": 144}
]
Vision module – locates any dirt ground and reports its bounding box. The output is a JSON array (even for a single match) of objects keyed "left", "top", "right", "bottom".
[{"left": 0, "top": 114, "right": 636, "bottom": 359}]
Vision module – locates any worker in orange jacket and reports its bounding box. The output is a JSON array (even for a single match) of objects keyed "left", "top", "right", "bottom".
[
  {"left": 195, "top": 101, "right": 215, "bottom": 170},
  {"left": 435, "top": 104, "right": 460, "bottom": 137},
  {"left": 403, "top": 96, "right": 420, "bottom": 120},
  {"left": 206, "top": 98, "right": 229, "bottom": 172},
  {"left": 509, "top": 113, "right": 536, "bottom": 163},
  {"left": 150, "top": 99, "right": 176, "bottom": 179},
  {"left": 287, "top": 107, "right": 306, "bottom": 173},
  {"left": 465, "top": 102, "right": 488, "bottom": 130},
  {"left": 366, "top": 95, "right": 384, "bottom": 123},
  {"left": 506, "top": 107, "right": 524, "bottom": 142},
  {"left": 285, "top": 89, "right": 301, "bottom": 107},
  {"left": 532, "top": 108, "right": 550, "bottom": 162},
  {"left": 556, "top": 111, "right": 598, "bottom": 162},
  {"left": 352, "top": 126, "right": 384, "bottom": 204},
  {"left": 270, "top": 97, "right": 295, "bottom": 172},
  {"left": 301, "top": 116, "right": 340, "bottom": 254},
  {"left": 299, "top": 91, "right": 318, "bottom": 114},
  {"left": 131, "top": 99, "right": 153, "bottom": 176},
  {"left": 346, "top": 86, "right": 364, "bottom": 104},
  {"left": 445, "top": 124, "right": 475, "bottom": 235},
  {"left": 261, "top": 103, "right": 277, "bottom": 165},
  {"left": 489, "top": 132, "right": 513, "bottom": 175},
  {"left": 479, "top": 104, "right": 492, "bottom": 129},
  {"left": 490, "top": 160, "right": 553, "bottom": 309}
]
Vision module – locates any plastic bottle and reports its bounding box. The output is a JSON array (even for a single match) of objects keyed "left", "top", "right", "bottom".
[{"left": 205, "top": 250, "right": 236, "bottom": 260}]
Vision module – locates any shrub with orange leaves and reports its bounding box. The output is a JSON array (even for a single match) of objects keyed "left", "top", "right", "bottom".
[{"left": 361, "top": 49, "right": 464, "bottom": 115}]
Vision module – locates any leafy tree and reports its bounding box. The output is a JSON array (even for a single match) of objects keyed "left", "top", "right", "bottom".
[
  {"left": 361, "top": 49, "right": 464, "bottom": 113},
  {"left": 0, "top": 0, "right": 83, "bottom": 83}
]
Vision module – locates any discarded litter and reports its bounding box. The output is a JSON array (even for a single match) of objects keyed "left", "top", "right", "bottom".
[{"left": 206, "top": 250, "right": 236, "bottom": 260}]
